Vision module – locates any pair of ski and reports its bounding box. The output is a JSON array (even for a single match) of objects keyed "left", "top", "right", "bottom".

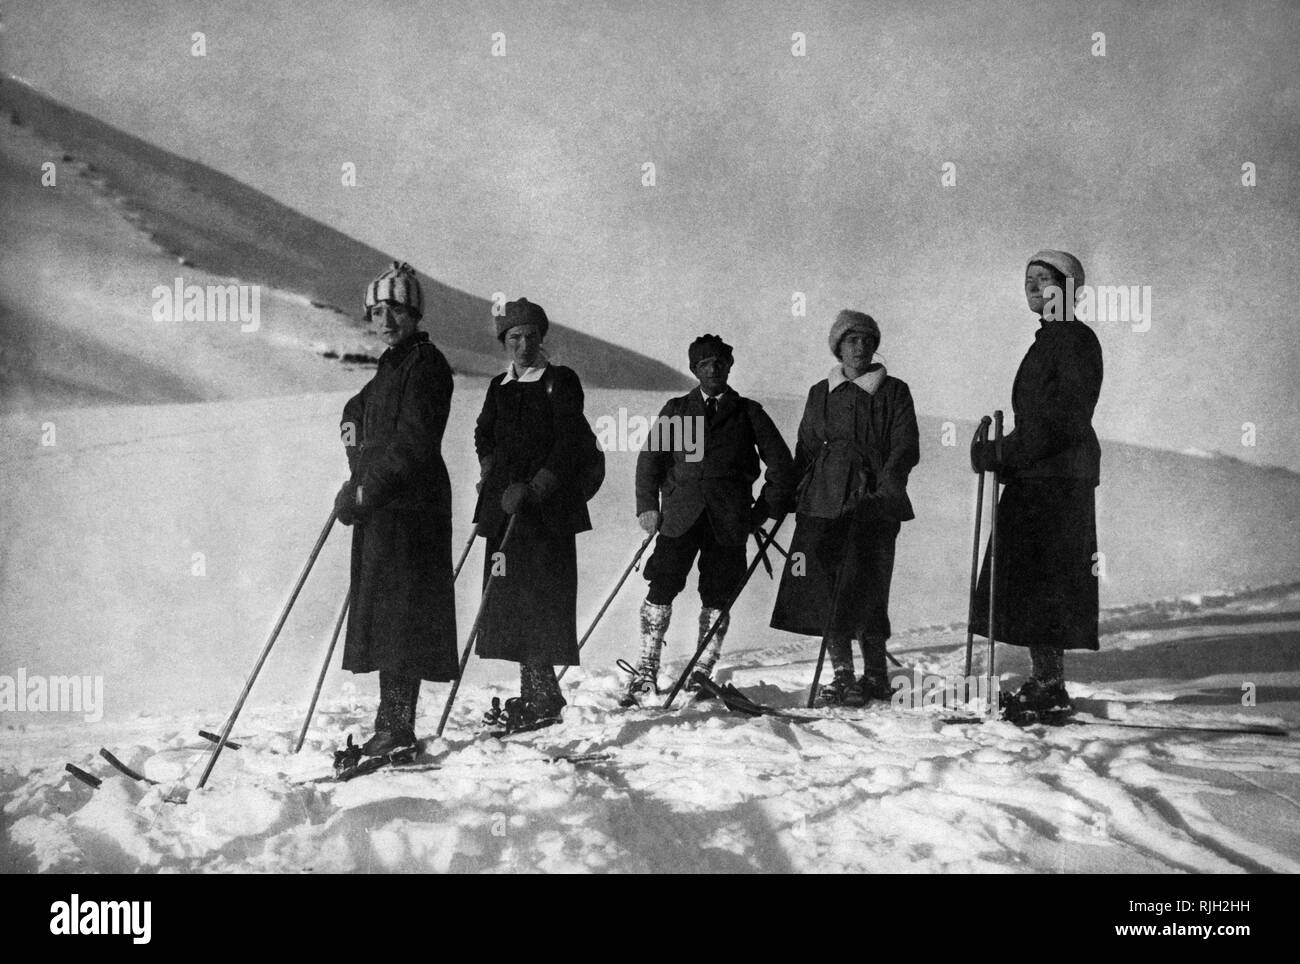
[
  {"left": 328, "top": 716, "right": 594, "bottom": 782},
  {"left": 939, "top": 709, "right": 1288, "bottom": 737},
  {"left": 685, "top": 672, "right": 818, "bottom": 722},
  {"left": 65, "top": 748, "right": 161, "bottom": 789},
  {"left": 689, "top": 675, "right": 1289, "bottom": 738},
  {"left": 66, "top": 729, "right": 245, "bottom": 791},
  {"left": 327, "top": 739, "right": 611, "bottom": 783}
]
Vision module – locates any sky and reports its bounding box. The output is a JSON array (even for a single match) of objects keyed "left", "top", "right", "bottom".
[{"left": 3, "top": 0, "right": 1299, "bottom": 469}]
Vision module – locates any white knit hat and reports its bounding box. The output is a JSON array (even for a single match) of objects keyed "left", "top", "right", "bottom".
[
  {"left": 1027, "top": 250, "right": 1085, "bottom": 289},
  {"left": 828, "top": 309, "right": 880, "bottom": 358},
  {"left": 365, "top": 261, "right": 423, "bottom": 317}
]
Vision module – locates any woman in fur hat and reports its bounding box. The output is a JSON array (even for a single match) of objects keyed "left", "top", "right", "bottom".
[
  {"left": 335, "top": 262, "right": 459, "bottom": 757},
  {"left": 969, "top": 250, "right": 1103, "bottom": 722},
  {"left": 770, "top": 310, "right": 921, "bottom": 707},
  {"left": 472, "top": 298, "right": 592, "bottom": 731}
]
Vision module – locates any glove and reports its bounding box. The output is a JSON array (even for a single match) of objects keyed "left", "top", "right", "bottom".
[
  {"left": 847, "top": 471, "right": 878, "bottom": 511},
  {"left": 970, "top": 440, "right": 1000, "bottom": 474},
  {"left": 749, "top": 501, "right": 772, "bottom": 530},
  {"left": 872, "top": 473, "right": 903, "bottom": 501},
  {"left": 500, "top": 482, "right": 535, "bottom": 515},
  {"left": 334, "top": 482, "right": 358, "bottom": 526},
  {"left": 530, "top": 468, "right": 561, "bottom": 501},
  {"left": 970, "top": 423, "right": 994, "bottom": 473},
  {"left": 476, "top": 455, "right": 493, "bottom": 495},
  {"left": 638, "top": 510, "right": 661, "bottom": 535}
]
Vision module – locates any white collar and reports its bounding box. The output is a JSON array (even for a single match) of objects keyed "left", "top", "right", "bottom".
[
  {"left": 503, "top": 348, "right": 550, "bottom": 384},
  {"left": 695, "top": 386, "right": 732, "bottom": 403},
  {"left": 827, "top": 363, "right": 886, "bottom": 395}
]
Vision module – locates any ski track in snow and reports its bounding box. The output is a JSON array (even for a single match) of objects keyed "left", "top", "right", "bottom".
[{"left": 4, "top": 617, "right": 1298, "bottom": 875}]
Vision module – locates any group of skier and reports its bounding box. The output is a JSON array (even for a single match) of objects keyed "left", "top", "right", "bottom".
[{"left": 333, "top": 248, "right": 1102, "bottom": 755}]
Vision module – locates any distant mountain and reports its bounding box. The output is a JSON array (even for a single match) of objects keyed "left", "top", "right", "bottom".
[{"left": 0, "top": 75, "right": 692, "bottom": 392}]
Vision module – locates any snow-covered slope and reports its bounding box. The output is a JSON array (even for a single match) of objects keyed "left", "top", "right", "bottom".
[{"left": 0, "top": 74, "right": 691, "bottom": 411}]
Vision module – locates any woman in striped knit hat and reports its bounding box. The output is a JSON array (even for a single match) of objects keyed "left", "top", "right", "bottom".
[{"left": 334, "top": 262, "right": 459, "bottom": 756}]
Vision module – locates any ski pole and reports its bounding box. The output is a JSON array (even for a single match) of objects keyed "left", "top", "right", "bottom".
[
  {"left": 986, "top": 411, "right": 1004, "bottom": 704},
  {"left": 964, "top": 415, "right": 993, "bottom": 677},
  {"left": 295, "top": 523, "right": 475, "bottom": 753},
  {"left": 807, "top": 634, "right": 830, "bottom": 709},
  {"left": 663, "top": 514, "right": 788, "bottom": 708},
  {"left": 435, "top": 514, "right": 519, "bottom": 737},
  {"left": 294, "top": 587, "right": 351, "bottom": 753},
  {"left": 557, "top": 531, "right": 656, "bottom": 683},
  {"left": 452, "top": 523, "right": 479, "bottom": 581},
  {"left": 199, "top": 508, "right": 337, "bottom": 788}
]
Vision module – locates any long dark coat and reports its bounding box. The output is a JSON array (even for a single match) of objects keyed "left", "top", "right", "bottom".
[
  {"left": 970, "top": 317, "right": 1104, "bottom": 650},
  {"left": 340, "top": 331, "right": 459, "bottom": 681},
  {"left": 634, "top": 388, "right": 795, "bottom": 546},
  {"left": 770, "top": 367, "right": 920, "bottom": 638},
  {"left": 472, "top": 364, "right": 591, "bottom": 665}
]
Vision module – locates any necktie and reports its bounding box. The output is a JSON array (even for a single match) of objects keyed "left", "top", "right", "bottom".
[{"left": 705, "top": 396, "right": 717, "bottom": 423}]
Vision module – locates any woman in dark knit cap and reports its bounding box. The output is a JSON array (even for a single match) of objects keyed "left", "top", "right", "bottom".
[
  {"left": 472, "top": 298, "right": 592, "bottom": 731},
  {"left": 969, "top": 250, "right": 1103, "bottom": 722},
  {"left": 770, "top": 310, "right": 920, "bottom": 707}
]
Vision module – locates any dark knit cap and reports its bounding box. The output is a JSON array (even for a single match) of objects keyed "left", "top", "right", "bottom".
[
  {"left": 495, "top": 298, "right": 550, "bottom": 342},
  {"left": 688, "top": 334, "right": 734, "bottom": 369}
]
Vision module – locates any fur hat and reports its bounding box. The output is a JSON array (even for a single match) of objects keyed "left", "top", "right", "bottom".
[
  {"left": 1028, "top": 249, "right": 1085, "bottom": 289},
  {"left": 365, "top": 261, "right": 423, "bottom": 318},
  {"left": 495, "top": 298, "right": 550, "bottom": 342},
  {"left": 688, "top": 334, "right": 734, "bottom": 369},
  {"left": 828, "top": 309, "right": 880, "bottom": 358}
]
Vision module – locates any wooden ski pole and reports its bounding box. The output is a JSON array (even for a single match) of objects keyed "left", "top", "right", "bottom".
[
  {"left": 295, "top": 522, "right": 474, "bottom": 753},
  {"left": 435, "top": 514, "right": 519, "bottom": 737},
  {"left": 806, "top": 495, "right": 868, "bottom": 708},
  {"left": 199, "top": 508, "right": 337, "bottom": 788},
  {"left": 557, "top": 531, "right": 655, "bottom": 683},
  {"left": 294, "top": 587, "right": 351, "bottom": 753},
  {"left": 964, "top": 415, "right": 993, "bottom": 677},
  {"left": 986, "top": 411, "right": 1004, "bottom": 707},
  {"left": 452, "top": 523, "right": 479, "bottom": 581},
  {"left": 807, "top": 635, "right": 831, "bottom": 709},
  {"left": 663, "top": 514, "right": 788, "bottom": 708}
]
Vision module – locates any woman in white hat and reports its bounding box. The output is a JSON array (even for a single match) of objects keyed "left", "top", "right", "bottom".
[
  {"left": 770, "top": 310, "right": 920, "bottom": 707},
  {"left": 969, "top": 250, "right": 1104, "bottom": 722}
]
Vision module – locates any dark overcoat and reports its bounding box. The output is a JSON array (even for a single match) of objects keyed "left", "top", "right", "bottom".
[
  {"left": 970, "top": 317, "right": 1104, "bottom": 650},
  {"left": 634, "top": 388, "right": 795, "bottom": 547},
  {"left": 340, "top": 331, "right": 459, "bottom": 681},
  {"left": 770, "top": 368, "right": 920, "bottom": 638},
  {"left": 472, "top": 364, "right": 591, "bottom": 665}
]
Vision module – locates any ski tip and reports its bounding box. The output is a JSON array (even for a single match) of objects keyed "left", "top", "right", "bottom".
[{"left": 65, "top": 763, "right": 101, "bottom": 789}]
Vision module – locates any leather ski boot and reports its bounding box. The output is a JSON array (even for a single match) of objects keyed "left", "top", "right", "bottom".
[
  {"left": 361, "top": 672, "right": 419, "bottom": 756},
  {"left": 685, "top": 607, "right": 729, "bottom": 700}
]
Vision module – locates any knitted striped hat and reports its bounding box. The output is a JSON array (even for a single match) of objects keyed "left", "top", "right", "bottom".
[{"left": 365, "top": 262, "right": 423, "bottom": 318}]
